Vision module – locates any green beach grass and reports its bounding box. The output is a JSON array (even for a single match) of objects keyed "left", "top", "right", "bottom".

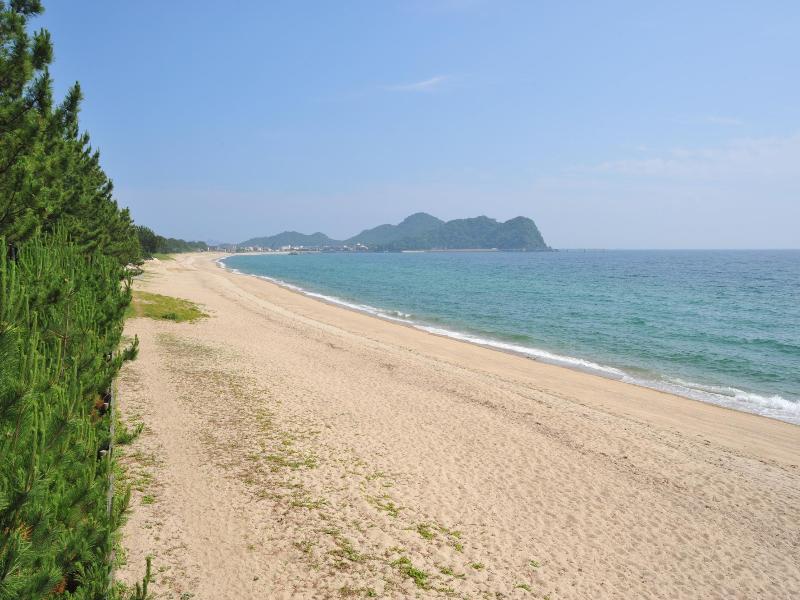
[{"left": 126, "top": 290, "right": 207, "bottom": 322}]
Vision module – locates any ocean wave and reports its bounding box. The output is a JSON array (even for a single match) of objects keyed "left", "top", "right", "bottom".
[
  {"left": 242, "top": 270, "right": 418, "bottom": 325},
  {"left": 217, "top": 256, "right": 800, "bottom": 425},
  {"left": 415, "top": 325, "right": 628, "bottom": 379},
  {"left": 658, "top": 378, "right": 800, "bottom": 420}
]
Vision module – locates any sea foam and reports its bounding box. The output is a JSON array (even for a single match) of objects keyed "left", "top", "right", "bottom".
[{"left": 217, "top": 255, "right": 800, "bottom": 425}]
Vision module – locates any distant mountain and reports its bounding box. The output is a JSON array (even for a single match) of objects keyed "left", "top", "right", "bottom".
[
  {"left": 240, "top": 213, "right": 550, "bottom": 251},
  {"left": 240, "top": 231, "right": 341, "bottom": 249},
  {"left": 376, "top": 215, "right": 549, "bottom": 251},
  {"left": 345, "top": 212, "right": 444, "bottom": 245}
]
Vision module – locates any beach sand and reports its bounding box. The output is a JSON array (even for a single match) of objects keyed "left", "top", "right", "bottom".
[{"left": 116, "top": 252, "right": 799, "bottom": 599}]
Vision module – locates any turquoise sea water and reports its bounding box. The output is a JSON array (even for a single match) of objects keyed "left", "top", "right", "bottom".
[{"left": 222, "top": 250, "right": 800, "bottom": 424}]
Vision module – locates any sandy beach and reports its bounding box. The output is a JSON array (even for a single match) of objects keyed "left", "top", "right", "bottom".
[{"left": 116, "top": 252, "right": 799, "bottom": 599}]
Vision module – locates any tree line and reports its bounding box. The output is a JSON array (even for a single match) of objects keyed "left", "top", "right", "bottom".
[
  {"left": 1, "top": 1, "right": 152, "bottom": 597},
  {"left": 135, "top": 225, "right": 207, "bottom": 257}
]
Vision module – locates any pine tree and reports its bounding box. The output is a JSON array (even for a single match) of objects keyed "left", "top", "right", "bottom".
[
  {"left": 0, "top": 2, "right": 147, "bottom": 597},
  {"left": 0, "top": 0, "right": 140, "bottom": 263},
  {"left": 0, "top": 231, "right": 139, "bottom": 598},
  {"left": 0, "top": 0, "right": 54, "bottom": 246}
]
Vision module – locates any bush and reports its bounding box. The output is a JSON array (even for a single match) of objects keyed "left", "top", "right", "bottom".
[{"left": 0, "top": 232, "right": 138, "bottom": 598}]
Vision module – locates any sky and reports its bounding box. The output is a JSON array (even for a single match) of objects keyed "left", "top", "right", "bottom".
[{"left": 38, "top": 1, "right": 800, "bottom": 248}]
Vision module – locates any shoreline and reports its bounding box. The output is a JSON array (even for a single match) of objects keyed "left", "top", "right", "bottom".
[
  {"left": 205, "top": 252, "right": 798, "bottom": 465},
  {"left": 216, "top": 254, "right": 800, "bottom": 428},
  {"left": 117, "top": 252, "right": 800, "bottom": 598}
]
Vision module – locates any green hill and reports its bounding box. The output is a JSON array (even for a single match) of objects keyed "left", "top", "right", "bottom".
[
  {"left": 345, "top": 212, "right": 444, "bottom": 245},
  {"left": 239, "top": 213, "right": 550, "bottom": 251},
  {"left": 240, "top": 231, "right": 341, "bottom": 248},
  {"left": 377, "top": 215, "right": 550, "bottom": 251}
]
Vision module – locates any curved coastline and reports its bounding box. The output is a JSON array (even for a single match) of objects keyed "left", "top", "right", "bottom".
[
  {"left": 118, "top": 251, "right": 800, "bottom": 597},
  {"left": 217, "top": 255, "right": 799, "bottom": 426}
]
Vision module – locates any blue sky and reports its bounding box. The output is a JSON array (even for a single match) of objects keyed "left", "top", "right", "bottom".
[{"left": 39, "top": 1, "right": 799, "bottom": 248}]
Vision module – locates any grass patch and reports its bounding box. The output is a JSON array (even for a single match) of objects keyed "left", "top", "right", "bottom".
[
  {"left": 294, "top": 540, "right": 316, "bottom": 555},
  {"left": 435, "top": 586, "right": 456, "bottom": 596},
  {"left": 328, "top": 535, "right": 367, "bottom": 563},
  {"left": 470, "top": 562, "right": 484, "bottom": 570},
  {"left": 126, "top": 290, "right": 206, "bottom": 322},
  {"left": 264, "top": 452, "right": 317, "bottom": 470},
  {"left": 438, "top": 566, "right": 465, "bottom": 579},
  {"left": 438, "top": 525, "right": 462, "bottom": 539},
  {"left": 391, "top": 556, "right": 428, "bottom": 589},
  {"left": 433, "top": 523, "right": 464, "bottom": 552},
  {"left": 128, "top": 450, "right": 158, "bottom": 468},
  {"left": 367, "top": 494, "right": 401, "bottom": 517},
  {"left": 131, "top": 470, "right": 153, "bottom": 493},
  {"left": 151, "top": 253, "right": 174, "bottom": 261},
  {"left": 515, "top": 583, "right": 533, "bottom": 592},
  {"left": 416, "top": 523, "right": 436, "bottom": 540},
  {"left": 115, "top": 420, "right": 144, "bottom": 445},
  {"left": 141, "top": 494, "right": 155, "bottom": 505},
  {"left": 339, "top": 586, "right": 377, "bottom": 598},
  {"left": 365, "top": 470, "right": 394, "bottom": 486},
  {"left": 290, "top": 494, "right": 327, "bottom": 509}
]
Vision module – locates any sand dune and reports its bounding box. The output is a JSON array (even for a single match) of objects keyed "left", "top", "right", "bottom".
[{"left": 116, "top": 252, "right": 799, "bottom": 599}]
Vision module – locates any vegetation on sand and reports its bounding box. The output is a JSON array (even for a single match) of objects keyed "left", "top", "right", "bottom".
[{"left": 126, "top": 290, "right": 207, "bottom": 323}]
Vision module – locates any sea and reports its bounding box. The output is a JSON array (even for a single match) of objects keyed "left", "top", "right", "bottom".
[{"left": 221, "top": 250, "right": 800, "bottom": 425}]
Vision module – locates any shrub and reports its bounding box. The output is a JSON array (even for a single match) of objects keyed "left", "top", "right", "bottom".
[{"left": 0, "top": 232, "right": 138, "bottom": 598}]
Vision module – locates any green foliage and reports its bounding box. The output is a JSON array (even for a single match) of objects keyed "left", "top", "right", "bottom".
[
  {"left": 114, "top": 555, "right": 151, "bottom": 600},
  {"left": 0, "top": 2, "right": 148, "bottom": 597},
  {"left": 415, "top": 523, "right": 436, "bottom": 540},
  {"left": 115, "top": 420, "right": 144, "bottom": 446},
  {"left": 0, "top": 232, "right": 138, "bottom": 598},
  {"left": 135, "top": 225, "right": 206, "bottom": 258},
  {"left": 129, "top": 555, "right": 151, "bottom": 600},
  {"left": 126, "top": 290, "right": 207, "bottom": 323},
  {"left": 0, "top": 1, "right": 140, "bottom": 264},
  {"left": 390, "top": 556, "right": 429, "bottom": 589}
]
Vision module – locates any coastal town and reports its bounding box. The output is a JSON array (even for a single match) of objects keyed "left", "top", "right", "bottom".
[{"left": 215, "top": 242, "right": 371, "bottom": 253}]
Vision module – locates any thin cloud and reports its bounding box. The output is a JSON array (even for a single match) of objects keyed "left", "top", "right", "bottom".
[
  {"left": 384, "top": 75, "right": 448, "bottom": 92},
  {"left": 570, "top": 132, "right": 800, "bottom": 181}
]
